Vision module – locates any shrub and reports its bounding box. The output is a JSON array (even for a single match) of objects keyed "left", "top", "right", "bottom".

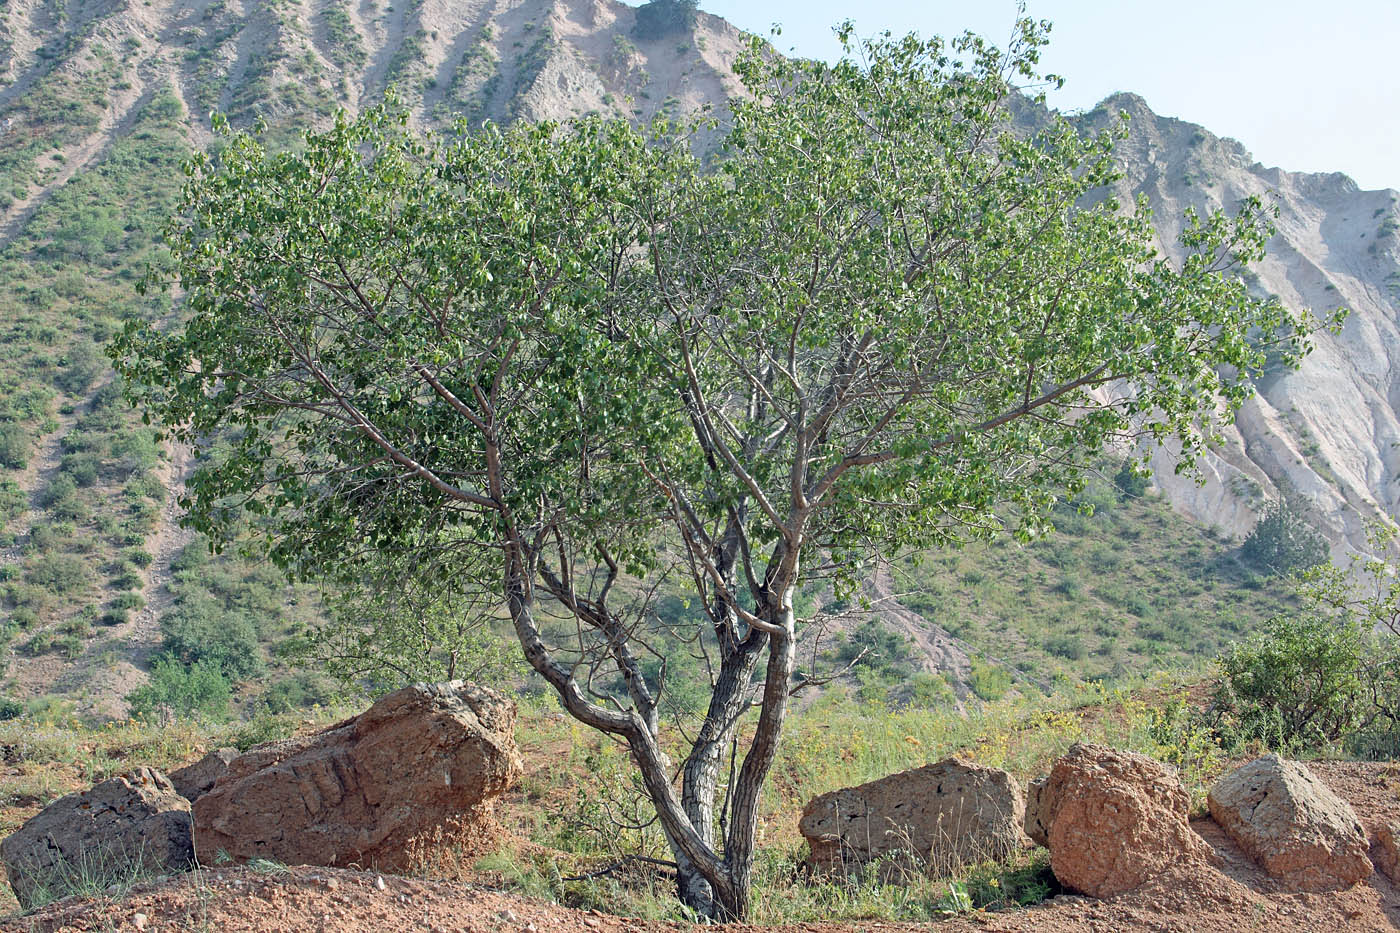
[
  {"left": 53, "top": 341, "right": 104, "bottom": 395},
  {"left": 60, "top": 452, "right": 100, "bottom": 486},
  {"left": 1240, "top": 497, "right": 1328, "bottom": 576},
  {"left": 25, "top": 553, "right": 88, "bottom": 594},
  {"left": 39, "top": 474, "right": 78, "bottom": 510},
  {"left": 125, "top": 657, "right": 231, "bottom": 720},
  {"left": 902, "top": 672, "right": 956, "bottom": 709},
  {"left": 1113, "top": 460, "right": 1149, "bottom": 498},
  {"left": 158, "top": 597, "right": 263, "bottom": 679},
  {"left": 1214, "top": 613, "right": 1366, "bottom": 750},
  {"left": 0, "top": 423, "right": 29, "bottom": 469},
  {"left": 632, "top": 0, "right": 698, "bottom": 40},
  {"left": 967, "top": 659, "right": 1012, "bottom": 701},
  {"left": 1043, "top": 633, "right": 1085, "bottom": 660},
  {"left": 111, "top": 591, "right": 145, "bottom": 611},
  {"left": 262, "top": 672, "right": 336, "bottom": 713}
]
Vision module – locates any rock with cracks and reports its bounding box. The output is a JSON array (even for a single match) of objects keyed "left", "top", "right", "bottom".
[
  {"left": 1, "top": 767, "right": 194, "bottom": 910},
  {"left": 193, "top": 681, "right": 522, "bottom": 871},
  {"left": 1373, "top": 823, "right": 1400, "bottom": 884},
  {"left": 1027, "top": 743, "right": 1213, "bottom": 898},
  {"left": 169, "top": 747, "right": 239, "bottom": 802},
  {"left": 799, "top": 757, "right": 1028, "bottom": 878},
  {"left": 1207, "top": 755, "right": 1370, "bottom": 891}
]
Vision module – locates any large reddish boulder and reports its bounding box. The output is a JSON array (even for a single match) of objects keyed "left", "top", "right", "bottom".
[
  {"left": 193, "top": 681, "right": 521, "bottom": 871},
  {"left": 800, "top": 757, "right": 1028, "bottom": 878},
  {"left": 1207, "top": 755, "right": 1370, "bottom": 891},
  {"left": 1, "top": 768, "right": 194, "bottom": 910},
  {"left": 1028, "top": 743, "right": 1213, "bottom": 898}
]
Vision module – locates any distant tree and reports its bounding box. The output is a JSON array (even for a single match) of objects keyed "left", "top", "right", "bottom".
[
  {"left": 284, "top": 550, "right": 515, "bottom": 696},
  {"left": 1241, "top": 497, "right": 1329, "bottom": 576},
  {"left": 115, "top": 20, "right": 1316, "bottom": 920},
  {"left": 632, "top": 0, "right": 699, "bottom": 40},
  {"left": 1113, "top": 458, "right": 1150, "bottom": 499}
]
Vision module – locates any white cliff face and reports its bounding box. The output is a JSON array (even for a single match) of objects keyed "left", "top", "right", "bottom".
[{"left": 1084, "top": 94, "right": 1400, "bottom": 558}]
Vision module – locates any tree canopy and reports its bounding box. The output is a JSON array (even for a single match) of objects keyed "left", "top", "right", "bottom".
[{"left": 114, "top": 19, "right": 1317, "bottom": 919}]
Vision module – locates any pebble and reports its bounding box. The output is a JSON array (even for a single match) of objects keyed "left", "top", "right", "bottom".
[
  {"left": 499, "top": 909, "right": 518, "bottom": 922},
  {"left": 132, "top": 914, "right": 148, "bottom": 931},
  {"left": 375, "top": 875, "right": 387, "bottom": 891}
]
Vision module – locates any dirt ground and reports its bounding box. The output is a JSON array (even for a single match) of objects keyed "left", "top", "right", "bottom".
[{"left": 5, "top": 760, "right": 1400, "bottom": 932}]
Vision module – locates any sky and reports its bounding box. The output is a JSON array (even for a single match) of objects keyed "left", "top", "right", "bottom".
[{"left": 677, "top": 0, "right": 1400, "bottom": 192}]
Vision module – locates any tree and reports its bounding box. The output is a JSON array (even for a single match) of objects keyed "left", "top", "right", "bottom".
[
  {"left": 632, "top": 0, "right": 700, "bottom": 41},
  {"left": 284, "top": 549, "right": 515, "bottom": 695},
  {"left": 1241, "top": 496, "right": 1329, "bottom": 576},
  {"left": 114, "top": 21, "right": 1316, "bottom": 919}
]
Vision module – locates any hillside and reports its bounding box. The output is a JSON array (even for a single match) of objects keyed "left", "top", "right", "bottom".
[{"left": 0, "top": 0, "right": 1381, "bottom": 716}]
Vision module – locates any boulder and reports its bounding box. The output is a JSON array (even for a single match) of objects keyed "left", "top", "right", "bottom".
[
  {"left": 1024, "top": 775, "right": 1052, "bottom": 847},
  {"left": 169, "top": 747, "right": 239, "bottom": 802},
  {"left": 1207, "top": 755, "right": 1370, "bottom": 891},
  {"left": 1, "top": 768, "right": 194, "bottom": 910},
  {"left": 1372, "top": 823, "right": 1400, "bottom": 884},
  {"left": 1029, "top": 743, "right": 1213, "bottom": 898},
  {"left": 193, "top": 681, "right": 522, "bottom": 871},
  {"left": 799, "top": 757, "right": 1028, "bottom": 878}
]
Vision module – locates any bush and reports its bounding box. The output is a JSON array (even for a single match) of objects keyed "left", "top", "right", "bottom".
[
  {"left": 158, "top": 597, "right": 263, "bottom": 679},
  {"left": 0, "top": 423, "right": 29, "bottom": 469},
  {"left": 1043, "top": 633, "right": 1085, "bottom": 660},
  {"left": 111, "top": 591, "right": 145, "bottom": 611},
  {"left": 25, "top": 553, "right": 88, "bottom": 594},
  {"left": 126, "top": 657, "right": 231, "bottom": 720},
  {"left": 967, "top": 659, "right": 1012, "bottom": 701},
  {"left": 902, "top": 672, "right": 956, "bottom": 708},
  {"left": 53, "top": 341, "right": 104, "bottom": 395},
  {"left": 1240, "top": 498, "right": 1328, "bottom": 576},
  {"left": 632, "top": 0, "right": 698, "bottom": 39},
  {"left": 1113, "top": 459, "right": 1150, "bottom": 498},
  {"left": 1214, "top": 613, "right": 1366, "bottom": 750}
]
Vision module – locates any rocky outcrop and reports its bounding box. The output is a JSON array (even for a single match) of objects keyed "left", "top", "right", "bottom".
[
  {"left": 193, "top": 682, "right": 521, "bottom": 871},
  {"left": 169, "top": 747, "right": 238, "bottom": 802},
  {"left": 1, "top": 768, "right": 194, "bottom": 910},
  {"left": 799, "top": 758, "right": 1027, "bottom": 878},
  {"left": 1027, "top": 743, "right": 1213, "bottom": 898},
  {"left": 1207, "top": 755, "right": 1371, "bottom": 891}
]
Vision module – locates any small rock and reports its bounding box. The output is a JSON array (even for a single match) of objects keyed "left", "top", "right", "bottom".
[
  {"left": 499, "top": 909, "right": 518, "bottom": 922},
  {"left": 375, "top": 874, "right": 387, "bottom": 891},
  {"left": 133, "top": 914, "right": 148, "bottom": 930},
  {"left": 582, "top": 919, "right": 600, "bottom": 930}
]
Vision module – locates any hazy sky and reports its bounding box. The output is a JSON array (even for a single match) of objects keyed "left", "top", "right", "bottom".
[{"left": 673, "top": 0, "right": 1399, "bottom": 192}]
